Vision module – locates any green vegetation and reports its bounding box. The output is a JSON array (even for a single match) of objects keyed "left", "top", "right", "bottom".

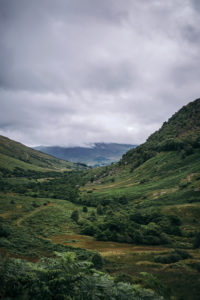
[
  {"left": 81, "top": 207, "right": 181, "bottom": 245},
  {"left": 1, "top": 99, "right": 200, "bottom": 299},
  {"left": 0, "top": 252, "right": 162, "bottom": 300},
  {"left": 0, "top": 135, "right": 88, "bottom": 171}
]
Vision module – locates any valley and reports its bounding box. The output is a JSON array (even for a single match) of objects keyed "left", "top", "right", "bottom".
[
  {"left": 0, "top": 99, "right": 200, "bottom": 299},
  {"left": 35, "top": 143, "right": 136, "bottom": 167}
]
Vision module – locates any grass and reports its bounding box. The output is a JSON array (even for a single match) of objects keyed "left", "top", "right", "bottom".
[
  {"left": 0, "top": 153, "right": 50, "bottom": 172},
  {"left": 80, "top": 150, "right": 200, "bottom": 207},
  {"left": 1, "top": 148, "right": 200, "bottom": 299},
  {"left": 0, "top": 193, "right": 96, "bottom": 258}
]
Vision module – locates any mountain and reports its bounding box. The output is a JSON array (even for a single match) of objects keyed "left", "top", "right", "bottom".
[
  {"left": 79, "top": 99, "right": 200, "bottom": 243},
  {"left": 120, "top": 98, "right": 200, "bottom": 168},
  {"left": 0, "top": 135, "right": 87, "bottom": 172},
  {"left": 35, "top": 143, "right": 136, "bottom": 167},
  {"left": 80, "top": 98, "right": 200, "bottom": 203},
  {"left": 69, "top": 98, "right": 200, "bottom": 299},
  {"left": 1, "top": 99, "right": 200, "bottom": 300}
]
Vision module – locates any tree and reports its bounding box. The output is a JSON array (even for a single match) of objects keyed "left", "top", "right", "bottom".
[
  {"left": 193, "top": 231, "right": 200, "bottom": 248},
  {"left": 83, "top": 206, "right": 88, "bottom": 213},
  {"left": 71, "top": 209, "right": 79, "bottom": 223},
  {"left": 91, "top": 253, "right": 104, "bottom": 269},
  {"left": 97, "top": 204, "right": 103, "bottom": 215}
]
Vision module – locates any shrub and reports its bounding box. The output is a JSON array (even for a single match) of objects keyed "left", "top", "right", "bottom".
[
  {"left": 91, "top": 253, "right": 104, "bottom": 269},
  {"left": 71, "top": 209, "right": 79, "bottom": 223},
  {"left": 97, "top": 204, "right": 103, "bottom": 215},
  {"left": 83, "top": 206, "right": 88, "bottom": 213},
  {"left": 114, "top": 273, "right": 133, "bottom": 284},
  {"left": 175, "top": 249, "right": 192, "bottom": 259},
  {"left": 154, "top": 250, "right": 191, "bottom": 264},
  {"left": 0, "top": 224, "right": 10, "bottom": 238},
  {"left": 193, "top": 232, "right": 200, "bottom": 248}
]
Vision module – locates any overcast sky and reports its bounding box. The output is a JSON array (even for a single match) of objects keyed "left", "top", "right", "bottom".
[{"left": 0, "top": 0, "right": 200, "bottom": 147}]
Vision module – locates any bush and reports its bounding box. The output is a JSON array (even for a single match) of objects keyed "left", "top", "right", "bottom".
[
  {"left": 91, "top": 253, "right": 104, "bottom": 269},
  {"left": 97, "top": 204, "right": 103, "bottom": 215},
  {"left": 114, "top": 273, "right": 133, "bottom": 284},
  {"left": 193, "top": 232, "right": 200, "bottom": 248},
  {"left": 175, "top": 249, "right": 192, "bottom": 259},
  {"left": 154, "top": 250, "right": 191, "bottom": 264},
  {"left": 0, "top": 253, "right": 163, "bottom": 300},
  {"left": 0, "top": 224, "right": 10, "bottom": 238},
  {"left": 83, "top": 206, "right": 88, "bottom": 213},
  {"left": 71, "top": 209, "right": 79, "bottom": 223}
]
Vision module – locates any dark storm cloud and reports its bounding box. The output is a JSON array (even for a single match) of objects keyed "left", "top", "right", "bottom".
[
  {"left": 192, "top": 0, "right": 200, "bottom": 12},
  {"left": 0, "top": 0, "right": 200, "bottom": 146}
]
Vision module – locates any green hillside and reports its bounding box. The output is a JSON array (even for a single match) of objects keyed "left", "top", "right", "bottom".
[
  {"left": 0, "top": 135, "right": 87, "bottom": 172},
  {"left": 80, "top": 98, "right": 200, "bottom": 201},
  {"left": 76, "top": 99, "right": 200, "bottom": 299},
  {"left": 1, "top": 99, "right": 200, "bottom": 299},
  {"left": 121, "top": 98, "right": 200, "bottom": 169}
]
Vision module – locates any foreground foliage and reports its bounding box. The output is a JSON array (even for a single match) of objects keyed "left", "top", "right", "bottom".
[{"left": 0, "top": 252, "right": 162, "bottom": 300}]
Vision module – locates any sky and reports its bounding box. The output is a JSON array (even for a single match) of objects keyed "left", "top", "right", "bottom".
[{"left": 0, "top": 0, "right": 200, "bottom": 147}]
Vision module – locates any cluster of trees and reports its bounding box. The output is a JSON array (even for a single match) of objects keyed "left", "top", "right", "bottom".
[
  {"left": 0, "top": 170, "right": 86, "bottom": 202},
  {"left": 154, "top": 249, "right": 192, "bottom": 264},
  {"left": 0, "top": 167, "right": 61, "bottom": 179},
  {"left": 0, "top": 252, "right": 162, "bottom": 300},
  {"left": 81, "top": 208, "right": 182, "bottom": 245},
  {"left": 78, "top": 194, "right": 128, "bottom": 207}
]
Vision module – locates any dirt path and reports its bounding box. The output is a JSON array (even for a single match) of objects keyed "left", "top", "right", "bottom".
[{"left": 15, "top": 203, "right": 54, "bottom": 226}]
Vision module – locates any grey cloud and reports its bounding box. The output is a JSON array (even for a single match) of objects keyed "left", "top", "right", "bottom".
[
  {"left": 183, "top": 25, "right": 200, "bottom": 43},
  {"left": 84, "top": 61, "right": 135, "bottom": 91},
  {"left": 192, "top": 0, "right": 200, "bottom": 12},
  {"left": 0, "top": 0, "right": 200, "bottom": 147}
]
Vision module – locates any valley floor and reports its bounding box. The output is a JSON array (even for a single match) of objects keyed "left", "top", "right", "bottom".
[{"left": 0, "top": 192, "right": 200, "bottom": 299}]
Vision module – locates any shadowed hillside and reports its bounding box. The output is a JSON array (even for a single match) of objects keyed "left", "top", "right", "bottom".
[{"left": 0, "top": 135, "right": 88, "bottom": 171}]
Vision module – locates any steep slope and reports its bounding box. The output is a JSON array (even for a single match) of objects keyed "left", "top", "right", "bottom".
[
  {"left": 0, "top": 135, "right": 87, "bottom": 171},
  {"left": 1, "top": 100, "right": 200, "bottom": 300},
  {"left": 80, "top": 98, "right": 200, "bottom": 204},
  {"left": 35, "top": 143, "right": 136, "bottom": 167},
  {"left": 121, "top": 98, "right": 200, "bottom": 169}
]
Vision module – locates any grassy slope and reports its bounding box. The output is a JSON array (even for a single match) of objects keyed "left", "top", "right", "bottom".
[
  {"left": 1, "top": 99, "right": 200, "bottom": 299},
  {"left": 0, "top": 135, "right": 86, "bottom": 171},
  {"left": 80, "top": 98, "right": 200, "bottom": 208},
  {"left": 0, "top": 193, "right": 96, "bottom": 258},
  {"left": 76, "top": 99, "right": 200, "bottom": 299},
  {"left": 81, "top": 149, "right": 200, "bottom": 208}
]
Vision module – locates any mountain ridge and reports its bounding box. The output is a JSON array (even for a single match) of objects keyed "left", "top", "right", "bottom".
[
  {"left": 35, "top": 142, "right": 136, "bottom": 167},
  {"left": 0, "top": 135, "right": 87, "bottom": 171},
  {"left": 80, "top": 98, "right": 200, "bottom": 202},
  {"left": 0, "top": 98, "right": 200, "bottom": 299},
  {"left": 120, "top": 98, "right": 200, "bottom": 169}
]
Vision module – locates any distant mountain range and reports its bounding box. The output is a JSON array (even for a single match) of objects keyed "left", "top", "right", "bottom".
[{"left": 35, "top": 143, "right": 137, "bottom": 167}]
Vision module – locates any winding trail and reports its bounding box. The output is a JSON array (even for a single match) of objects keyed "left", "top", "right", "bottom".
[{"left": 15, "top": 203, "right": 54, "bottom": 227}]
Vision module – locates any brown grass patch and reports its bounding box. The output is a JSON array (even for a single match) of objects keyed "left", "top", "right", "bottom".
[{"left": 50, "top": 233, "right": 167, "bottom": 256}]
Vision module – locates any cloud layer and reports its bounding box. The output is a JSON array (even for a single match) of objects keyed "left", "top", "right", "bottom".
[{"left": 0, "top": 0, "right": 200, "bottom": 146}]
